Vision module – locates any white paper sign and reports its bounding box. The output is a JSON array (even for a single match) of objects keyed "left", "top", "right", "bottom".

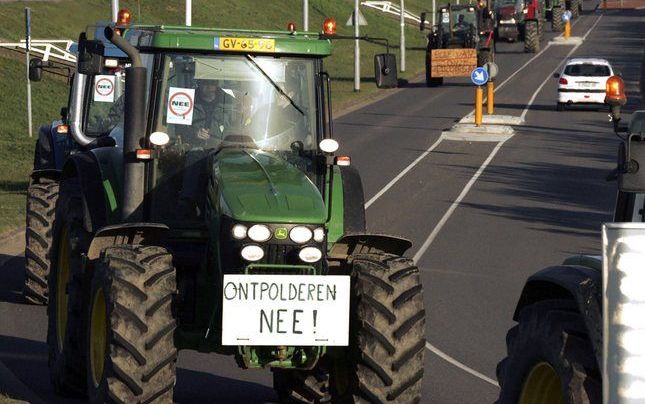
[
  {"left": 222, "top": 274, "right": 350, "bottom": 346},
  {"left": 166, "top": 87, "right": 195, "bottom": 125},
  {"left": 93, "top": 75, "right": 115, "bottom": 103}
]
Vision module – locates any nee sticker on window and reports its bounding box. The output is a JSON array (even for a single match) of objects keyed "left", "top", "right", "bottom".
[
  {"left": 166, "top": 87, "right": 195, "bottom": 125},
  {"left": 94, "top": 75, "right": 115, "bottom": 103}
]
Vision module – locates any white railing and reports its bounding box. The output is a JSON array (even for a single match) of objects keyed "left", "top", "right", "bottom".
[
  {"left": 0, "top": 39, "right": 76, "bottom": 63},
  {"left": 361, "top": 1, "right": 428, "bottom": 24}
]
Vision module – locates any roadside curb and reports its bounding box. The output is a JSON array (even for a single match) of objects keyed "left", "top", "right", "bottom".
[{"left": 0, "top": 359, "right": 44, "bottom": 404}]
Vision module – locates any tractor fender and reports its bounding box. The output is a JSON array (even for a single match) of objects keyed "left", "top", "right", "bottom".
[
  {"left": 34, "top": 122, "right": 69, "bottom": 171},
  {"left": 514, "top": 263, "right": 602, "bottom": 369},
  {"left": 61, "top": 152, "right": 110, "bottom": 233},
  {"left": 340, "top": 165, "right": 366, "bottom": 234},
  {"left": 31, "top": 168, "right": 61, "bottom": 183},
  {"left": 328, "top": 234, "right": 413, "bottom": 260},
  {"left": 87, "top": 223, "right": 169, "bottom": 260}
]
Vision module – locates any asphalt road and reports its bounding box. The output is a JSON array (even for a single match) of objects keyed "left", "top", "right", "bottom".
[{"left": 1, "top": 4, "right": 644, "bottom": 403}]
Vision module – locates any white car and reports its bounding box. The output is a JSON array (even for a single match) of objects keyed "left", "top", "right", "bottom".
[{"left": 554, "top": 58, "right": 614, "bottom": 110}]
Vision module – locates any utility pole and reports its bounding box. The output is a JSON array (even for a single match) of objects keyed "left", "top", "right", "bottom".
[
  {"left": 303, "top": 0, "right": 309, "bottom": 31},
  {"left": 432, "top": 0, "right": 436, "bottom": 26},
  {"left": 25, "top": 7, "right": 33, "bottom": 138},
  {"left": 400, "top": 0, "right": 405, "bottom": 72},
  {"left": 354, "top": 0, "right": 360, "bottom": 91},
  {"left": 186, "top": 0, "right": 192, "bottom": 26},
  {"left": 111, "top": 0, "right": 119, "bottom": 22}
]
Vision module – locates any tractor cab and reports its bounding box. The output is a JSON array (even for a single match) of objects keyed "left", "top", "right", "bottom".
[{"left": 438, "top": 5, "right": 480, "bottom": 46}]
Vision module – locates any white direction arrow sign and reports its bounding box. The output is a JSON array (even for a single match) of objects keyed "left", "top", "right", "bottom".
[{"left": 346, "top": 9, "right": 368, "bottom": 26}]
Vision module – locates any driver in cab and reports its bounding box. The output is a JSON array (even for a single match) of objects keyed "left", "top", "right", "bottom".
[{"left": 453, "top": 14, "right": 471, "bottom": 31}]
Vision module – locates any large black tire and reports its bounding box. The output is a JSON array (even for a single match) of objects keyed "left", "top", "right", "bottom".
[
  {"left": 24, "top": 176, "right": 58, "bottom": 305},
  {"left": 524, "top": 21, "right": 540, "bottom": 53},
  {"left": 571, "top": 0, "right": 580, "bottom": 18},
  {"left": 273, "top": 367, "right": 331, "bottom": 403},
  {"left": 46, "top": 179, "right": 87, "bottom": 396},
  {"left": 425, "top": 52, "right": 444, "bottom": 87},
  {"left": 552, "top": 6, "right": 564, "bottom": 32},
  {"left": 496, "top": 299, "right": 601, "bottom": 404},
  {"left": 87, "top": 245, "right": 177, "bottom": 404},
  {"left": 331, "top": 253, "right": 426, "bottom": 403}
]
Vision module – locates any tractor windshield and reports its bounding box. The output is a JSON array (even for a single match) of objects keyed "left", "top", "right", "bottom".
[
  {"left": 153, "top": 54, "right": 317, "bottom": 153},
  {"left": 441, "top": 9, "right": 477, "bottom": 32}
]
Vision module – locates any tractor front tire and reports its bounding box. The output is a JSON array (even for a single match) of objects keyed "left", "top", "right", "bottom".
[
  {"left": 331, "top": 253, "right": 426, "bottom": 403},
  {"left": 87, "top": 245, "right": 177, "bottom": 404},
  {"left": 24, "top": 176, "right": 58, "bottom": 305},
  {"left": 47, "top": 179, "right": 87, "bottom": 396},
  {"left": 273, "top": 367, "right": 331, "bottom": 403},
  {"left": 478, "top": 49, "right": 494, "bottom": 67},
  {"left": 571, "top": 0, "right": 580, "bottom": 18},
  {"left": 496, "top": 299, "right": 601, "bottom": 404},
  {"left": 552, "top": 6, "right": 564, "bottom": 32},
  {"left": 524, "top": 21, "right": 540, "bottom": 53}
]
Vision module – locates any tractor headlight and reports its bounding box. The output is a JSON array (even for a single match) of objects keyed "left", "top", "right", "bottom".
[
  {"left": 248, "top": 224, "right": 271, "bottom": 242},
  {"left": 241, "top": 245, "right": 264, "bottom": 262},
  {"left": 313, "top": 227, "right": 325, "bottom": 242},
  {"left": 232, "top": 224, "right": 248, "bottom": 240},
  {"left": 299, "top": 247, "right": 322, "bottom": 263},
  {"left": 290, "top": 226, "right": 313, "bottom": 244}
]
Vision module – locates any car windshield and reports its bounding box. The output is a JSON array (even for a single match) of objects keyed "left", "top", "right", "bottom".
[
  {"left": 154, "top": 54, "right": 317, "bottom": 152},
  {"left": 564, "top": 63, "right": 611, "bottom": 77}
]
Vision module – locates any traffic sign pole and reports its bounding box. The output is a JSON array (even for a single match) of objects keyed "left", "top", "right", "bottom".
[
  {"left": 475, "top": 86, "right": 483, "bottom": 126},
  {"left": 487, "top": 81, "right": 494, "bottom": 115},
  {"left": 564, "top": 20, "right": 571, "bottom": 39},
  {"left": 354, "top": 0, "right": 360, "bottom": 92}
]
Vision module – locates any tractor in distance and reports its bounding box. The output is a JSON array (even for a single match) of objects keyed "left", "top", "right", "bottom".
[
  {"left": 26, "top": 9, "right": 427, "bottom": 404},
  {"left": 421, "top": 2, "right": 496, "bottom": 86},
  {"left": 495, "top": 77, "right": 643, "bottom": 401},
  {"left": 495, "top": 0, "right": 546, "bottom": 52}
]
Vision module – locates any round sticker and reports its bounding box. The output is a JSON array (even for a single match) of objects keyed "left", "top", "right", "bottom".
[
  {"left": 95, "top": 78, "right": 114, "bottom": 96},
  {"left": 168, "top": 92, "right": 194, "bottom": 117}
]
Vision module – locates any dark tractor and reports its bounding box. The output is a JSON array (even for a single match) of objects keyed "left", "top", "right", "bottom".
[
  {"left": 495, "top": 0, "right": 546, "bottom": 52},
  {"left": 36, "top": 12, "right": 426, "bottom": 404},
  {"left": 496, "top": 78, "right": 638, "bottom": 402},
  {"left": 422, "top": 3, "right": 496, "bottom": 86}
]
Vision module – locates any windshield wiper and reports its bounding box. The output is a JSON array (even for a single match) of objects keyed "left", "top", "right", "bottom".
[{"left": 245, "top": 54, "right": 305, "bottom": 116}]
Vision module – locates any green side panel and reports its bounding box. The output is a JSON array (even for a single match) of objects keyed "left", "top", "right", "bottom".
[
  {"left": 215, "top": 149, "right": 326, "bottom": 224},
  {"left": 102, "top": 179, "right": 118, "bottom": 213},
  {"left": 326, "top": 165, "right": 344, "bottom": 246},
  {"left": 130, "top": 26, "right": 332, "bottom": 56},
  {"left": 562, "top": 255, "right": 602, "bottom": 271}
]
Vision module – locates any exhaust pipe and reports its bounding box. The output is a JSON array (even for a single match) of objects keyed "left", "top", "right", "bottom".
[{"left": 105, "top": 27, "right": 146, "bottom": 222}]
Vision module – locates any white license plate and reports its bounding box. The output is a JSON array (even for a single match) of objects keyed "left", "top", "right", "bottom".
[
  {"left": 221, "top": 274, "right": 350, "bottom": 346},
  {"left": 578, "top": 82, "right": 596, "bottom": 88}
]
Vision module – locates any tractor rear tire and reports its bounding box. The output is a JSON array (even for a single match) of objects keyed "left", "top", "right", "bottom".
[
  {"left": 496, "top": 299, "right": 601, "bottom": 404},
  {"left": 273, "top": 367, "right": 331, "bottom": 403},
  {"left": 331, "top": 253, "right": 425, "bottom": 403},
  {"left": 571, "top": 0, "right": 580, "bottom": 18},
  {"left": 24, "top": 176, "right": 58, "bottom": 305},
  {"left": 86, "top": 245, "right": 177, "bottom": 404},
  {"left": 478, "top": 50, "right": 493, "bottom": 67},
  {"left": 524, "top": 21, "right": 540, "bottom": 53},
  {"left": 552, "top": 6, "right": 564, "bottom": 32},
  {"left": 47, "top": 179, "right": 88, "bottom": 396}
]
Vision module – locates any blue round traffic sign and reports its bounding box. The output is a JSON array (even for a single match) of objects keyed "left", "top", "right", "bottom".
[
  {"left": 471, "top": 67, "right": 489, "bottom": 86},
  {"left": 562, "top": 10, "right": 572, "bottom": 22}
]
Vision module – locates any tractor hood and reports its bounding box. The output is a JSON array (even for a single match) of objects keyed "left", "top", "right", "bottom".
[
  {"left": 214, "top": 149, "right": 326, "bottom": 224},
  {"left": 497, "top": 5, "right": 518, "bottom": 17}
]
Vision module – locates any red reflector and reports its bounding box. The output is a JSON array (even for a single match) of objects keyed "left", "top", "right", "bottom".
[
  {"left": 335, "top": 156, "right": 351, "bottom": 166},
  {"left": 136, "top": 149, "right": 153, "bottom": 160},
  {"left": 56, "top": 125, "right": 69, "bottom": 134},
  {"left": 559, "top": 78, "right": 568, "bottom": 85}
]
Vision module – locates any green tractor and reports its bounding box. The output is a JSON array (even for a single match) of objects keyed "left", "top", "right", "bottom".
[
  {"left": 495, "top": 78, "right": 639, "bottom": 402},
  {"left": 37, "top": 13, "right": 426, "bottom": 404}
]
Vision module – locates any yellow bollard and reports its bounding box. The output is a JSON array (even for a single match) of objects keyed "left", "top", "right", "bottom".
[
  {"left": 475, "top": 86, "right": 483, "bottom": 126},
  {"left": 564, "top": 21, "right": 571, "bottom": 39},
  {"left": 487, "top": 81, "right": 494, "bottom": 115}
]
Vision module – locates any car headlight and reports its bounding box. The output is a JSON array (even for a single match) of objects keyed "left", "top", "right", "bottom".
[
  {"left": 232, "top": 224, "right": 248, "bottom": 240},
  {"left": 290, "top": 226, "right": 313, "bottom": 244},
  {"left": 299, "top": 247, "right": 322, "bottom": 263},
  {"left": 313, "top": 227, "right": 325, "bottom": 242},
  {"left": 248, "top": 224, "right": 271, "bottom": 242},
  {"left": 241, "top": 245, "right": 264, "bottom": 262}
]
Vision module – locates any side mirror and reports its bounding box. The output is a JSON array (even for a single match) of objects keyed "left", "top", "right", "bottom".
[
  {"left": 553, "top": 72, "right": 560, "bottom": 78},
  {"left": 29, "top": 58, "right": 43, "bottom": 81},
  {"left": 77, "top": 33, "right": 105, "bottom": 75},
  {"left": 374, "top": 54, "right": 398, "bottom": 89},
  {"left": 420, "top": 12, "right": 427, "bottom": 31}
]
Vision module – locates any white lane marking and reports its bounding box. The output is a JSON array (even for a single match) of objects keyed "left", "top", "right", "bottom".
[
  {"left": 364, "top": 136, "right": 444, "bottom": 208},
  {"left": 412, "top": 139, "right": 508, "bottom": 263},
  {"left": 425, "top": 342, "right": 500, "bottom": 387},
  {"left": 519, "top": 15, "right": 603, "bottom": 122}
]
